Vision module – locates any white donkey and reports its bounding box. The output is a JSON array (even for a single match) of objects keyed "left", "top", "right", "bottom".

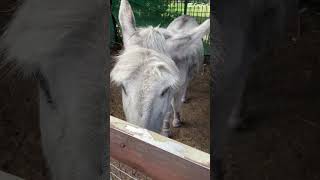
[
  {"left": 111, "top": 0, "right": 182, "bottom": 133},
  {"left": 1, "top": 0, "right": 108, "bottom": 179},
  {"left": 166, "top": 15, "right": 206, "bottom": 104},
  {"left": 111, "top": 0, "right": 210, "bottom": 137},
  {"left": 157, "top": 15, "right": 209, "bottom": 136}
]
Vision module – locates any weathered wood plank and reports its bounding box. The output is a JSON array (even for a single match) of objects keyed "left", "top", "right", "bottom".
[
  {"left": 110, "top": 115, "right": 210, "bottom": 180},
  {"left": 0, "top": 171, "right": 24, "bottom": 180}
]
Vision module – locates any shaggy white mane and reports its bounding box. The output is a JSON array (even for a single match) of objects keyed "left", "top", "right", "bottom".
[
  {"left": 136, "top": 26, "right": 168, "bottom": 55},
  {"left": 110, "top": 46, "right": 182, "bottom": 89}
]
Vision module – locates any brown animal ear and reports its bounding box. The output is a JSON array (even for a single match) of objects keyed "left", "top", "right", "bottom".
[{"left": 119, "top": 0, "right": 136, "bottom": 46}]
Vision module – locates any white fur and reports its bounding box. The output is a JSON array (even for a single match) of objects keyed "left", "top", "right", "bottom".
[
  {"left": 112, "top": 0, "right": 182, "bottom": 133},
  {"left": 1, "top": 0, "right": 108, "bottom": 179},
  {"left": 158, "top": 16, "right": 210, "bottom": 130},
  {"left": 113, "top": 0, "right": 210, "bottom": 136},
  {"left": 111, "top": 46, "right": 181, "bottom": 89},
  {"left": 1, "top": 0, "right": 106, "bottom": 76}
]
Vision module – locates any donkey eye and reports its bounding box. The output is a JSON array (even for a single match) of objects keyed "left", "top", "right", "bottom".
[
  {"left": 121, "top": 85, "right": 127, "bottom": 95},
  {"left": 160, "top": 87, "right": 170, "bottom": 97}
]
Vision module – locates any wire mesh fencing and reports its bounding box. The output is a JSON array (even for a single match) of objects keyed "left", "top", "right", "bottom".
[
  {"left": 110, "top": 0, "right": 210, "bottom": 55},
  {"left": 110, "top": 158, "right": 152, "bottom": 180}
]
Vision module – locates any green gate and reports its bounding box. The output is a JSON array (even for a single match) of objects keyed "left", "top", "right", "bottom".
[{"left": 110, "top": 0, "right": 210, "bottom": 55}]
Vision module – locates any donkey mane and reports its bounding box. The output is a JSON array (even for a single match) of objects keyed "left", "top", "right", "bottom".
[
  {"left": 135, "top": 26, "right": 167, "bottom": 54},
  {"left": 111, "top": 46, "right": 181, "bottom": 89}
]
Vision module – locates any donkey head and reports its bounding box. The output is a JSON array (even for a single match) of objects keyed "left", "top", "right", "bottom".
[{"left": 112, "top": 0, "right": 181, "bottom": 132}]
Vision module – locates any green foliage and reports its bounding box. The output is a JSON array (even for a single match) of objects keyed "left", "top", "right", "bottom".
[
  {"left": 110, "top": 0, "right": 210, "bottom": 55},
  {"left": 112, "top": 0, "right": 180, "bottom": 27}
]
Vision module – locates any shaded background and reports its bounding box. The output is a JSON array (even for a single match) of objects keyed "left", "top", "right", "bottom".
[{"left": 0, "top": 0, "right": 319, "bottom": 179}]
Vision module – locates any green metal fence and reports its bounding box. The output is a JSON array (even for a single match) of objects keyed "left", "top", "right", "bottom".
[{"left": 110, "top": 0, "right": 210, "bottom": 55}]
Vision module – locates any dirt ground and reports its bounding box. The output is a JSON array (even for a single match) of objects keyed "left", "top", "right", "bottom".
[
  {"left": 0, "top": 9, "right": 319, "bottom": 180},
  {"left": 222, "top": 11, "right": 320, "bottom": 180}
]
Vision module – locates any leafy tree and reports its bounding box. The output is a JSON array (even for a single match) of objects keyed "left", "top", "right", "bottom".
[{"left": 111, "top": 0, "right": 180, "bottom": 27}]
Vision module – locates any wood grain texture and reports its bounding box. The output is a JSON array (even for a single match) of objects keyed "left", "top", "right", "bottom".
[{"left": 110, "top": 116, "right": 210, "bottom": 180}]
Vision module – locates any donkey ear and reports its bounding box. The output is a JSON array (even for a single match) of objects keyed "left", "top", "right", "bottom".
[
  {"left": 157, "top": 28, "right": 173, "bottom": 40},
  {"left": 168, "top": 19, "right": 210, "bottom": 50},
  {"left": 119, "top": 0, "right": 136, "bottom": 46}
]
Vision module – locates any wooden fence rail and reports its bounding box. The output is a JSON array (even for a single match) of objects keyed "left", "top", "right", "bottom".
[
  {"left": 1, "top": 116, "right": 210, "bottom": 180},
  {"left": 110, "top": 115, "right": 210, "bottom": 180}
]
